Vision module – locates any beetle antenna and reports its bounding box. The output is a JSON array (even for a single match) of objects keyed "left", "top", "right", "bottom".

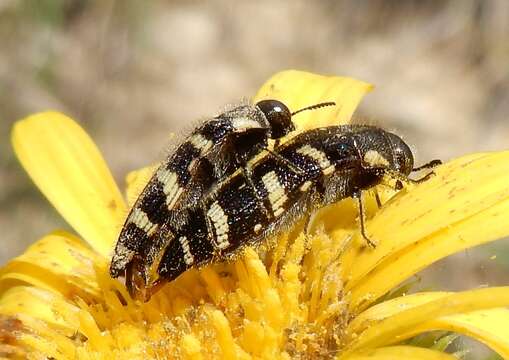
[{"left": 291, "top": 101, "right": 336, "bottom": 116}]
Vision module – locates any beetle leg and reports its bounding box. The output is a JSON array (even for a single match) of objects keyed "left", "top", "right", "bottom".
[
  {"left": 374, "top": 188, "right": 383, "bottom": 209},
  {"left": 385, "top": 168, "right": 436, "bottom": 186},
  {"left": 353, "top": 191, "right": 377, "bottom": 248},
  {"left": 412, "top": 159, "right": 442, "bottom": 172},
  {"left": 411, "top": 171, "right": 436, "bottom": 183}
]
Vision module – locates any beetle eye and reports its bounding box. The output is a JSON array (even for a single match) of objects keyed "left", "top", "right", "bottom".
[
  {"left": 338, "top": 143, "right": 352, "bottom": 155},
  {"left": 335, "top": 138, "right": 356, "bottom": 156},
  {"left": 325, "top": 140, "right": 356, "bottom": 162},
  {"left": 256, "top": 99, "right": 294, "bottom": 139}
]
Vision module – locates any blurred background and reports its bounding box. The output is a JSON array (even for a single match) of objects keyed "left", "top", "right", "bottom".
[{"left": 0, "top": 0, "right": 508, "bottom": 356}]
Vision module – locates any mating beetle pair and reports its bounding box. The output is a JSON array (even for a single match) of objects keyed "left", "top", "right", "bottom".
[{"left": 110, "top": 99, "right": 440, "bottom": 301}]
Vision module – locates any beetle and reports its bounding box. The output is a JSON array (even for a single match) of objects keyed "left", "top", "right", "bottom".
[
  {"left": 110, "top": 99, "right": 335, "bottom": 293},
  {"left": 123, "top": 125, "right": 440, "bottom": 301}
]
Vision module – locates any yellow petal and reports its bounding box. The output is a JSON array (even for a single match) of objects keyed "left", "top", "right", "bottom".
[
  {"left": 341, "top": 346, "right": 457, "bottom": 360},
  {"left": 254, "top": 70, "right": 373, "bottom": 131},
  {"left": 125, "top": 165, "right": 157, "bottom": 207},
  {"left": 418, "top": 308, "right": 509, "bottom": 359},
  {"left": 347, "top": 291, "right": 509, "bottom": 359},
  {"left": 342, "top": 287, "right": 509, "bottom": 356},
  {"left": 337, "top": 151, "right": 509, "bottom": 310},
  {"left": 0, "top": 286, "right": 80, "bottom": 336},
  {"left": 13, "top": 315, "right": 77, "bottom": 359},
  {"left": 348, "top": 292, "right": 447, "bottom": 334},
  {"left": 11, "top": 112, "right": 126, "bottom": 256},
  {"left": 0, "top": 231, "right": 104, "bottom": 299}
]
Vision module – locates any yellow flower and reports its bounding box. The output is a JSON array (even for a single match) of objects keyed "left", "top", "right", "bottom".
[{"left": 2, "top": 70, "right": 509, "bottom": 359}]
